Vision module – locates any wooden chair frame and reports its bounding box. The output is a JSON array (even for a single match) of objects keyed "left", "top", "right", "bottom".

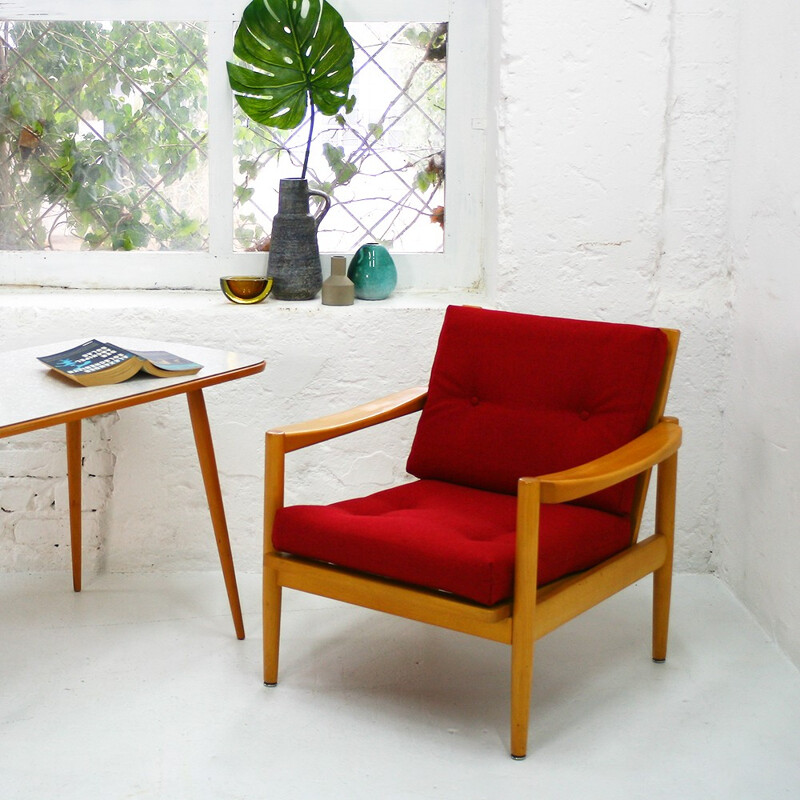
[{"left": 263, "top": 329, "right": 681, "bottom": 759}]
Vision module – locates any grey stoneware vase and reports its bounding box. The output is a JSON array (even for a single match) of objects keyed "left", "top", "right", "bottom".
[{"left": 268, "top": 178, "right": 331, "bottom": 300}]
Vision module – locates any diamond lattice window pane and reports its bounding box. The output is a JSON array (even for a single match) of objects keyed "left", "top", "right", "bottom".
[
  {"left": 233, "top": 22, "right": 446, "bottom": 254},
  {"left": 0, "top": 20, "right": 208, "bottom": 251}
]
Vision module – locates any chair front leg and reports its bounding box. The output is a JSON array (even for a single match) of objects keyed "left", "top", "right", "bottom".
[
  {"left": 263, "top": 559, "right": 282, "bottom": 686},
  {"left": 510, "top": 631, "right": 536, "bottom": 760},
  {"left": 652, "top": 450, "right": 678, "bottom": 662},
  {"left": 264, "top": 432, "right": 287, "bottom": 685}
]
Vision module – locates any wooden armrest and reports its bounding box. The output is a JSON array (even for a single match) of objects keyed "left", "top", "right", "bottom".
[
  {"left": 268, "top": 386, "right": 428, "bottom": 453},
  {"left": 531, "top": 419, "right": 682, "bottom": 504}
]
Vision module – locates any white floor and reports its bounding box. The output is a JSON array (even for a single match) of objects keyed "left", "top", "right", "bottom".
[{"left": 1, "top": 572, "right": 798, "bottom": 800}]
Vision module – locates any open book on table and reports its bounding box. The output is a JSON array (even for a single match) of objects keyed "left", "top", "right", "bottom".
[{"left": 37, "top": 340, "right": 202, "bottom": 387}]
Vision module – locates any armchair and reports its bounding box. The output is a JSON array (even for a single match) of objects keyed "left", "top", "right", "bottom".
[{"left": 263, "top": 306, "right": 681, "bottom": 758}]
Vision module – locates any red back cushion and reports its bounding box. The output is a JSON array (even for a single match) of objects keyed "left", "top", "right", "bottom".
[{"left": 406, "top": 306, "right": 668, "bottom": 515}]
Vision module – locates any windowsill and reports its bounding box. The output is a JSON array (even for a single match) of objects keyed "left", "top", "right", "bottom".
[{"left": 0, "top": 286, "right": 487, "bottom": 311}]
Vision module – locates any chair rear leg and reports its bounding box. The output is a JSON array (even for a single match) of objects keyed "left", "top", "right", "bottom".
[
  {"left": 652, "top": 451, "right": 677, "bottom": 662},
  {"left": 652, "top": 559, "right": 672, "bottom": 662},
  {"left": 263, "top": 562, "right": 282, "bottom": 686},
  {"left": 511, "top": 478, "right": 540, "bottom": 759}
]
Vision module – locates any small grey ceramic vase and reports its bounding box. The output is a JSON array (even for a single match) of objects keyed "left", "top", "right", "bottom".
[
  {"left": 268, "top": 178, "right": 331, "bottom": 300},
  {"left": 322, "top": 256, "right": 355, "bottom": 306}
]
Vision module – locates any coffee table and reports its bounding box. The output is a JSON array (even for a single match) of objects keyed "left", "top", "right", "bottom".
[{"left": 0, "top": 338, "right": 265, "bottom": 639}]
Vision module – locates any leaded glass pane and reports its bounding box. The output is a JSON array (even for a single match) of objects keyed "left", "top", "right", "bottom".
[
  {"left": 233, "top": 22, "right": 446, "bottom": 254},
  {"left": 0, "top": 20, "right": 208, "bottom": 251}
]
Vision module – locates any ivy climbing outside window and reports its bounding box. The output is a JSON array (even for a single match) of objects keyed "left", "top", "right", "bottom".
[
  {"left": 0, "top": 20, "right": 209, "bottom": 252},
  {"left": 1, "top": 19, "right": 446, "bottom": 257}
]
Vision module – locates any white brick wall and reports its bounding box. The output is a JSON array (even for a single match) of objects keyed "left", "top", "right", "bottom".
[
  {"left": 2, "top": 1, "right": 799, "bottom": 670},
  {"left": 720, "top": 0, "right": 800, "bottom": 668},
  {"left": 0, "top": 2, "right": 730, "bottom": 579},
  {"left": 0, "top": 415, "right": 115, "bottom": 571}
]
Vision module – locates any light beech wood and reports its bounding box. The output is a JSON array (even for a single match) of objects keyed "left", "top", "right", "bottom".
[
  {"left": 510, "top": 478, "right": 541, "bottom": 759},
  {"left": 0, "top": 338, "right": 264, "bottom": 638},
  {"left": 262, "top": 323, "right": 681, "bottom": 758},
  {"left": 263, "top": 432, "right": 287, "bottom": 684},
  {"left": 269, "top": 553, "right": 513, "bottom": 641},
  {"left": 630, "top": 328, "right": 680, "bottom": 545},
  {"left": 187, "top": 389, "right": 245, "bottom": 640},
  {"left": 66, "top": 419, "right": 82, "bottom": 593},
  {"left": 536, "top": 420, "right": 681, "bottom": 505},
  {"left": 269, "top": 386, "right": 428, "bottom": 452},
  {"left": 653, "top": 449, "right": 678, "bottom": 661},
  {"left": 534, "top": 535, "right": 668, "bottom": 639}
]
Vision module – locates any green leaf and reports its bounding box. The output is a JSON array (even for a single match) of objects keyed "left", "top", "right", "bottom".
[
  {"left": 235, "top": 185, "right": 256, "bottom": 204},
  {"left": 414, "top": 168, "right": 435, "bottom": 192},
  {"left": 227, "top": 0, "right": 355, "bottom": 131},
  {"left": 322, "top": 142, "right": 357, "bottom": 185},
  {"left": 238, "top": 159, "right": 260, "bottom": 180},
  {"left": 175, "top": 215, "right": 201, "bottom": 237}
]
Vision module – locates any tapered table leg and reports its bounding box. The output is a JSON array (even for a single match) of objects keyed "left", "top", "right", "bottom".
[
  {"left": 65, "top": 419, "right": 82, "bottom": 592},
  {"left": 186, "top": 389, "right": 245, "bottom": 640}
]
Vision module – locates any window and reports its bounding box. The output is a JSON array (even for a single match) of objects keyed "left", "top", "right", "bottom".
[{"left": 0, "top": 0, "right": 488, "bottom": 291}]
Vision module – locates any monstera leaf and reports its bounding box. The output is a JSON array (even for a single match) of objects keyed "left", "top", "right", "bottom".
[{"left": 227, "top": 0, "right": 354, "bottom": 132}]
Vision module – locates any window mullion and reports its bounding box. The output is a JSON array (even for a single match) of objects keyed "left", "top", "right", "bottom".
[{"left": 207, "top": 19, "right": 235, "bottom": 260}]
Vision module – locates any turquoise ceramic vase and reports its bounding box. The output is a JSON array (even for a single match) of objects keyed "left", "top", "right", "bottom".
[{"left": 347, "top": 243, "right": 397, "bottom": 300}]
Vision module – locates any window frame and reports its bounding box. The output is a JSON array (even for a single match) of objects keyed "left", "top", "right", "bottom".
[{"left": 0, "top": 0, "right": 488, "bottom": 292}]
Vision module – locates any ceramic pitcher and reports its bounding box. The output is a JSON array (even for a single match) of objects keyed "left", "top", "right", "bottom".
[{"left": 268, "top": 178, "right": 331, "bottom": 300}]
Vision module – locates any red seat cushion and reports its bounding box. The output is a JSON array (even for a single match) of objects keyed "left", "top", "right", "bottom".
[
  {"left": 272, "top": 480, "right": 632, "bottom": 605},
  {"left": 406, "top": 306, "right": 667, "bottom": 515}
]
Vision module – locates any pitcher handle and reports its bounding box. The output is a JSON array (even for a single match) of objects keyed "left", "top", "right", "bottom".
[{"left": 308, "top": 188, "right": 331, "bottom": 229}]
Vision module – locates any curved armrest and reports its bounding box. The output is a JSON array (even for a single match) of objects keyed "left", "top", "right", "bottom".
[
  {"left": 268, "top": 386, "right": 428, "bottom": 453},
  {"left": 532, "top": 419, "right": 682, "bottom": 505}
]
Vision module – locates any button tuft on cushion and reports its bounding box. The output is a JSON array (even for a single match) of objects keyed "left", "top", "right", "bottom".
[
  {"left": 406, "top": 305, "right": 669, "bottom": 515},
  {"left": 273, "top": 480, "right": 633, "bottom": 605},
  {"left": 470, "top": 396, "right": 480, "bottom": 406},
  {"left": 579, "top": 410, "right": 590, "bottom": 420}
]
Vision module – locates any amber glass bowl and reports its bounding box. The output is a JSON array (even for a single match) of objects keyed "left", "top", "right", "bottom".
[{"left": 220, "top": 276, "right": 273, "bottom": 304}]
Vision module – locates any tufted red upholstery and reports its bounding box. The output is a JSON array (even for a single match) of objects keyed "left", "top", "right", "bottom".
[
  {"left": 272, "top": 306, "right": 668, "bottom": 605},
  {"left": 407, "top": 306, "right": 668, "bottom": 515},
  {"left": 272, "top": 479, "right": 632, "bottom": 605}
]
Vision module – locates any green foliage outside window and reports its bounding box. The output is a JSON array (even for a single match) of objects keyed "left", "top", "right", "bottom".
[
  {"left": 0, "top": 16, "right": 447, "bottom": 256},
  {"left": 0, "top": 20, "right": 208, "bottom": 251}
]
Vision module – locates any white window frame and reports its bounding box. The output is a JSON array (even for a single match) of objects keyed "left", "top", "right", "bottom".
[{"left": 0, "top": 0, "right": 488, "bottom": 292}]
